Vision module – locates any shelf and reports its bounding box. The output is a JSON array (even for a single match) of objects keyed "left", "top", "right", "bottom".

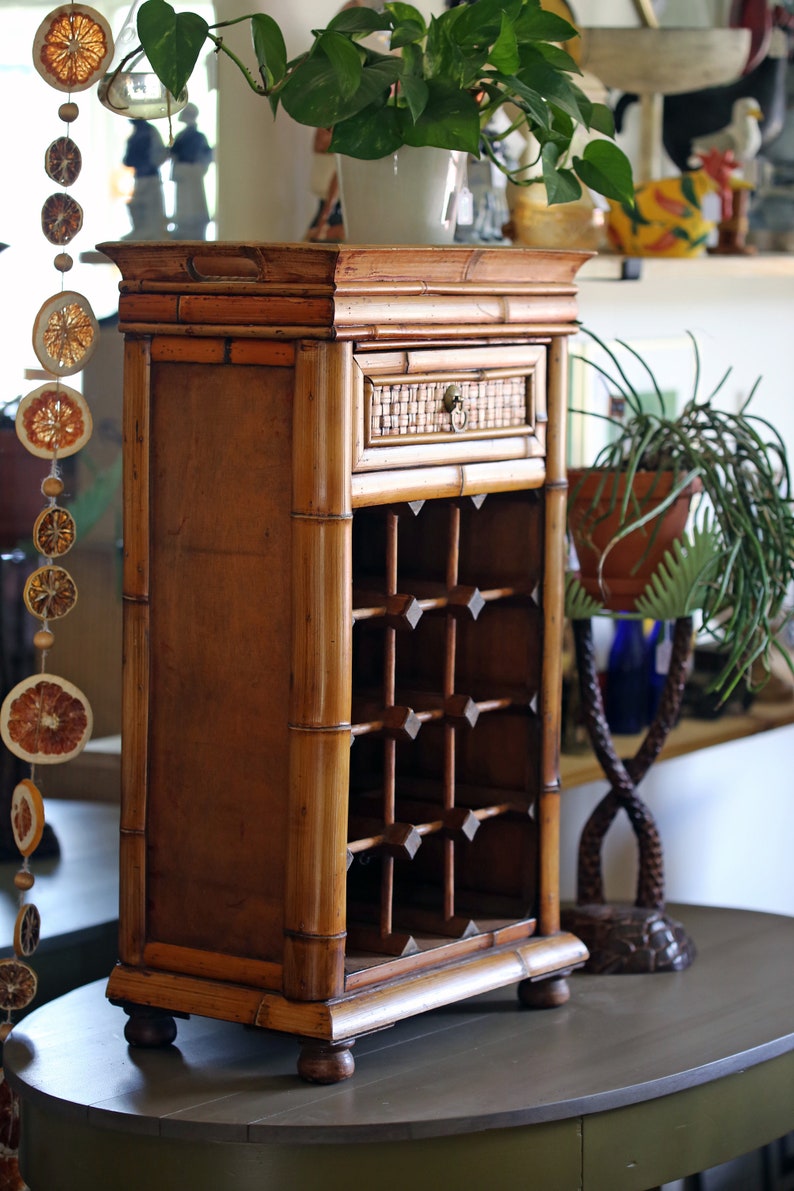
[
  {"left": 560, "top": 698, "right": 794, "bottom": 788},
  {"left": 579, "top": 251, "right": 794, "bottom": 283}
]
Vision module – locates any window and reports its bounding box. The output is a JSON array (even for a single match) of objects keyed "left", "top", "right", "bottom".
[{"left": 0, "top": 1, "right": 217, "bottom": 408}]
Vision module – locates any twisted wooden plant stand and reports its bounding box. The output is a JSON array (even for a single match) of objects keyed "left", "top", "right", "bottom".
[{"left": 561, "top": 616, "right": 697, "bottom": 974}]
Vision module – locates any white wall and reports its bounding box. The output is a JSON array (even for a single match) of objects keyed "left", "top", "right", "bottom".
[
  {"left": 576, "top": 270, "right": 794, "bottom": 449},
  {"left": 560, "top": 725, "right": 794, "bottom": 916}
]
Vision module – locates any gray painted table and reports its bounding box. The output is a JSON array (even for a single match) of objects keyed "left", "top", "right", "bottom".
[{"left": 5, "top": 904, "right": 794, "bottom": 1191}]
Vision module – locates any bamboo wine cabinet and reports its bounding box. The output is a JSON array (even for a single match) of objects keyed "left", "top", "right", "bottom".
[{"left": 102, "top": 242, "right": 590, "bottom": 1083}]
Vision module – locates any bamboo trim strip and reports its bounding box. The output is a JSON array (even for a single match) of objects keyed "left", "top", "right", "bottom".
[
  {"left": 355, "top": 343, "right": 546, "bottom": 375},
  {"left": 115, "top": 280, "right": 582, "bottom": 298},
  {"left": 351, "top": 458, "right": 546, "bottom": 507},
  {"left": 149, "top": 337, "right": 296, "bottom": 366},
  {"left": 120, "top": 601, "right": 149, "bottom": 834},
  {"left": 117, "top": 831, "right": 146, "bottom": 965},
  {"left": 143, "top": 942, "right": 283, "bottom": 992},
  {"left": 122, "top": 338, "right": 151, "bottom": 600},
  {"left": 537, "top": 336, "right": 569, "bottom": 937},
  {"left": 107, "top": 964, "right": 274, "bottom": 1028},
  {"left": 116, "top": 319, "right": 582, "bottom": 341}
]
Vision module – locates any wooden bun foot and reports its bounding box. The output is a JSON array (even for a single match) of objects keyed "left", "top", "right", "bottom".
[
  {"left": 297, "top": 1039, "right": 355, "bottom": 1084},
  {"left": 517, "top": 975, "right": 570, "bottom": 1009},
  {"left": 122, "top": 1004, "right": 179, "bottom": 1048}
]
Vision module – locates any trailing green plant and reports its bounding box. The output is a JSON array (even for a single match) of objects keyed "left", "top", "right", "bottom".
[
  {"left": 633, "top": 518, "right": 721, "bottom": 622},
  {"left": 567, "top": 329, "right": 794, "bottom": 699},
  {"left": 117, "top": 0, "right": 635, "bottom": 207},
  {"left": 564, "top": 570, "right": 603, "bottom": 621}
]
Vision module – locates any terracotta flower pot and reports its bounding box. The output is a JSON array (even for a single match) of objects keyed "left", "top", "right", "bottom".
[{"left": 567, "top": 468, "right": 700, "bottom": 612}]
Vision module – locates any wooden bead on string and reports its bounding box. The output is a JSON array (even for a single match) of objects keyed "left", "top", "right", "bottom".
[
  {"left": 33, "top": 628, "right": 55, "bottom": 652},
  {"left": 13, "top": 871, "right": 35, "bottom": 893},
  {"left": 42, "top": 475, "right": 63, "bottom": 498},
  {"left": 58, "top": 101, "right": 78, "bottom": 123}
]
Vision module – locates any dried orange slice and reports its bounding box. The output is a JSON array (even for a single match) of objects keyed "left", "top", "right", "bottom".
[
  {"left": 13, "top": 904, "right": 41, "bottom": 960},
  {"left": 16, "top": 383, "right": 92, "bottom": 459},
  {"left": 41, "top": 192, "right": 84, "bottom": 245},
  {"left": 0, "top": 673, "right": 93, "bottom": 766},
  {"left": 33, "top": 4, "right": 113, "bottom": 93},
  {"left": 33, "top": 506, "right": 76, "bottom": 558},
  {"left": 45, "top": 136, "right": 82, "bottom": 187},
  {"left": 10, "top": 781, "right": 45, "bottom": 859},
  {"left": 32, "top": 292, "right": 98, "bottom": 376},
  {"left": 0, "top": 960, "right": 37, "bottom": 1013},
  {"left": 23, "top": 565, "right": 77, "bottom": 621}
]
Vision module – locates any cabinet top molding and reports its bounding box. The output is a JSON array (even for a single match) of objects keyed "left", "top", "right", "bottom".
[{"left": 98, "top": 242, "right": 592, "bottom": 343}]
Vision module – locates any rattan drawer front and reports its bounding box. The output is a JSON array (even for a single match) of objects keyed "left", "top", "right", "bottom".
[
  {"left": 354, "top": 343, "right": 547, "bottom": 472},
  {"left": 370, "top": 373, "right": 529, "bottom": 438}
]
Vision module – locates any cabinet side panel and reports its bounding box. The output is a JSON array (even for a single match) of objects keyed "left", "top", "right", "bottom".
[{"left": 145, "top": 361, "right": 293, "bottom": 967}]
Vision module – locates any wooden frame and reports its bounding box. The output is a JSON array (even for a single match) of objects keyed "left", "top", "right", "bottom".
[{"left": 101, "top": 242, "right": 590, "bottom": 1082}]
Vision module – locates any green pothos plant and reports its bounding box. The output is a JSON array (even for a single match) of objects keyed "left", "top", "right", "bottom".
[
  {"left": 565, "top": 331, "right": 794, "bottom": 700},
  {"left": 111, "top": 0, "right": 636, "bottom": 207}
]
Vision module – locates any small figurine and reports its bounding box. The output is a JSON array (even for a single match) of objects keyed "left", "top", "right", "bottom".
[
  {"left": 692, "top": 99, "right": 764, "bottom": 255},
  {"left": 122, "top": 119, "right": 169, "bottom": 240},
  {"left": 689, "top": 96, "right": 764, "bottom": 173},
  {"left": 169, "top": 103, "right": 213, "bottom": 241}
]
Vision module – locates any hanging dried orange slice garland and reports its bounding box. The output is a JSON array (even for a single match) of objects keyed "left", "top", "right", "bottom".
[
  {"left": 33, "top": 4, "right": 113, "bottom": 93},
  {"left": 0, "top": 7, "right": 112, "bottom": 1061},
  {"left": 17, "top": 382, "right": 93, "bottom": 458}
]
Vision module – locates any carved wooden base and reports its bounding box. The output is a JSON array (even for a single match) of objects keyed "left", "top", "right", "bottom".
[
  {"left": 297, "top": 1039, "right": 356, "bottom": 1084},
  {"left": 121, "top": 1004, "right": 180, "bottom": 1048},
  {"left": 561, "top": 903, "right": 696, "bottom": 975},
  {"left": 517, "top": 975, "right": 570, "bottom": 1009}
]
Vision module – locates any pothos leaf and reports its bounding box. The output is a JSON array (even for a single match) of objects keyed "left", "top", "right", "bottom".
[
  {"left": 251, "top": 13, "right": 287, "bottom": 90},
  {"left": 574, "top": 140, "right": 635, "bottom": 207},
  {"left": 137, "top": 0, "right": 208, "bottom": 100}
]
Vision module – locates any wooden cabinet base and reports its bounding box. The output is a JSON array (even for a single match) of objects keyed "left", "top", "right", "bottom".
[
  {"left": 107, "top": 929, "right": 587, "bottom": 1078},
  {"left": 101, "top": 242, "right": 590, "bottom": 1082}
]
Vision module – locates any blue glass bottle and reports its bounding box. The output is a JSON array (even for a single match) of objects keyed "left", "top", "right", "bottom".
[
  {"left": 647, "top": 620, "right": 674, "bottom": 721},
  {"left": 605, "top": 618, "right": 648, "bottom": 735}
]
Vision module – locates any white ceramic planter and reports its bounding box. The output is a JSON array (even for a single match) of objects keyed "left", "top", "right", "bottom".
[{"left": 336, "top": 146, "right": 466, "bottom": 244}]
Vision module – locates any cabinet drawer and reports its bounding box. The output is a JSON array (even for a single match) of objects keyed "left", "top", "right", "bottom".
[{"left": 353, "top": 343, "right": 547, "bottom": 473}]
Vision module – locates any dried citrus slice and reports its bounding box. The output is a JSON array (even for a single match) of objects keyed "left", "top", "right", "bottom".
[
  {"left": 13, "top": 905, "right": 41, "bottom": 960},
  {"left": 0, "top": 960, "right": 37, "bottom": 1013},
  {"left": 32, "top": 292, "right": 98, "bottom": 376},
  {"left": 33, "top": 506, "right": 76, "bottom": 558},
  {"left": 33, "top": 4, "right": 113, "bottom": 93},
  {"left": 23, "top": 565, "right": 77, "bottom": 621},
  {"left": 16, "top": 383, "right": 92, "bottom": 459},
  {"left": 45, "top": 136, "right": 82, "bottom": 187},
  {"left": 41, "top": 192, "right": 84, "bottom": 245},
  {"left": 0, "top": 673, "right": 93, "bottom": 766},
  {"left": 10, "top": 781, "right": 46, "bottom": 859}
]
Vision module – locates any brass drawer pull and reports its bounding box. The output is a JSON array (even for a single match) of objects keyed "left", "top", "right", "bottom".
[{"left": 443, "top": 384, "right": 468, "bottom": 433}]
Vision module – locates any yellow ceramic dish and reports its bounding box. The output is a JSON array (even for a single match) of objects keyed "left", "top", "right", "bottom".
[{"left": 607, "top": 171, "right": 717, "bottom": 257}]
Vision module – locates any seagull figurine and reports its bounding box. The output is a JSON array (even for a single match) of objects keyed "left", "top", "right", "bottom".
[{"left": 688, "top": 96, "right": 764, "bottom": 170}]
